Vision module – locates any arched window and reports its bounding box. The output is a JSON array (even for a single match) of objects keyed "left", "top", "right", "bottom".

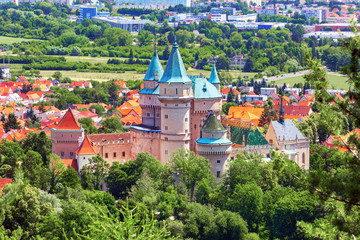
[{"left": 302, "top": 153, "right": 306, "bottom": 164}]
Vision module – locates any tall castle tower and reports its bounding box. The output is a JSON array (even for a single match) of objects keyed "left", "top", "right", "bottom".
[
  {"left": 208, "top": 58, "right": 221, "bottom": 92},
  {"left": 196, "top": 111, "right": 232, "bottom": 179},
  {"left": 139, "top": 40, "right": 164, "bottom": 129},
  {"left": 158, "top": 40, "right": 194, "bottom": 164}
]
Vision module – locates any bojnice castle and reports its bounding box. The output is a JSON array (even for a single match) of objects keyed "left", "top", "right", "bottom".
[{"left": 51, "top": 40, "right": 309, "bottom": 180}]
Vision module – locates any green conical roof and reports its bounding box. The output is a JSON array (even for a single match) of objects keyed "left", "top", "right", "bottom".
[
  {"left": 144, "top": 50, "right": 164, "bottom": 81},
  {"left": 202, "top": 112, "right": 225, "bottom": 131},
  {"left": 159, "top": 41, "right": 192, "bottom": 84},
  {"left": 208, "top": 63, "right": 220, "bottom": 85}
]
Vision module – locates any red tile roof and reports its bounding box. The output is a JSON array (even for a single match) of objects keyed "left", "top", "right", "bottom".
[
  {"left": 61, "top": 159, "right": 78, "bottom": 173},
  {"left": 0, "top": 178, "right": 12, "bottom": 189},
  {"left": 55, "top": 109, "right": 81, "bottom": 130},
  {"left": 273, "top": 105, "right": 312, "bottom": 116},
  {"left": 75, "top": 135, "right": 97, "bottom": 155},
  {"left": 221, "top": 88, "right": 241, "bottom": 95},
  {"left": 79, "top": 110, "right": 98, "bottom": 118}
]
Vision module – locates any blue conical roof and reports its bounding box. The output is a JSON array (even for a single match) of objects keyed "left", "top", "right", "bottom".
[
  {"left": 208, "top": 63, "right": 220, "bottom": 85},
  {"left": 144, "top": 50, "right": 164, "bottom": 81},
  {"left": 159, "top": 42, "right": 192, "bottom": 84}
]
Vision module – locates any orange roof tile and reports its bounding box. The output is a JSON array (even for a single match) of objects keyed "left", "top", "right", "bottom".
[
  {"left": 0, "top": 178, "right": 12, "bottom": 189},
  {"left": 61, "top": 159, "right": 78, "bottom": 173},
  {"left": 75, "top": 135, "right": 97, "bottom": 155},
  {"left": 55, "top": 109, "right": 81, "bottom": 130}
]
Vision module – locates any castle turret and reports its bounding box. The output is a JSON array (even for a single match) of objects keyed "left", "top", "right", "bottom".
[
  {"left": 208, "top": 60, "right": 220, "bottom": 92},
  {"left": 139, "top": 40, "right": 164, "bottom": 128},
  {"left": 158, "top": 39, "right": 193, "bottom": 164},
  {"left": 51, "top": 109, "right": 84, "bottom": 159},
  {"left": 196, "top": 111, "right": 231, "bottom": 179},
  {"left": 75, "top": 135, "right": 97, "bottom": 173}
]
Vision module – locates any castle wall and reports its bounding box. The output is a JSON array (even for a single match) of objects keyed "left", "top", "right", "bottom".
[
  {"left": 197, "top": 144, "right": 231, "bottom": 179},
  {"left": 51, "top": 129, "right": 84, "bottom": 159},
  {"left": 130, "top": 128, "right": 161, "bottom": 161}
]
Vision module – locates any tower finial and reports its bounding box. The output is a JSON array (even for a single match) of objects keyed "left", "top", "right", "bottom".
[
  {"left": 154, "top": 32, "right": 157, "bottom": 52},
  {"left": 279, "top": 95, "right": 284, "bottom": 124}
]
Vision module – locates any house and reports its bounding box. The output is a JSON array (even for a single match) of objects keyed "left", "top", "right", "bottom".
[
  {"left": 265, "top": 101, "right": 310, "bottom": 169},
  {"left": 0, "top": 66, "right": 10, "bottom": 79},
  {"left": 7, "top": 93, "right": 22, "bottom": 104},
  {"left": 16, "top": 76, "right": 28, "bottom": 82},
  {"left": 284, "top": 87, "right": 302, "bottom": 95},
  {"left": 241, "top": 94, "right": 267, "bottom": 102},
  {"left": 220, "top": 88, "right": 241, "bottom": 101},
  {"left": 289, "top": 92, "right": 301, "bottom": 102},
  {"left": 273, "top": 104, "right": 313, "bottom": 118},
  {"left": 268, "top": 92, "right": 280, "bottom": 101},
  {"left": 299, "top": 94, "right": 315, "bottom": 102},
  {"left": 260, "top": 87, "right": 277, "bottom": 96},
  {"left": 115, "top": 80, "right": 128, "bottom": 90},
  {"left": 305, "top": 89, "right": 315, "bottom": 95},
  {"left": 238, "top": 86, "right": 254, "bottom": 93},
  {"left": 78, "top": 110, "right": 101, "bottom": 122}
]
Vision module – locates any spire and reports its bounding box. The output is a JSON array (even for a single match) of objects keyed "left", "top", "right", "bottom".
[
  {"left": 143, "top": 37, "right": 164, "bottom": 81},
  {"left": 279, "top": 96, "right": 285, "bottom": 124},
  {"left": 55, "top": 108, "right": 81, "bottom": 130},
  {"left": 202, "top": 111, "right": 225, "bottom": 131},
  {"left": 208, "top": 62, "right": 220, "bottom": 85},
  {"left": 158, "top": 39, "right": 192, "bottom": 84}
]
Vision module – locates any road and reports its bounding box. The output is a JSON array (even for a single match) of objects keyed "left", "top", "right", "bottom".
[{"left": 260, "top": 70, "right": 344, "bottom": 83}]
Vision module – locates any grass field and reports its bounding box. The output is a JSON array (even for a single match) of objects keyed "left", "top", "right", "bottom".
[
  {"left": 271, "top": 74, "right": 350, "bottom": 90},
  {"left": 0, "top": 36, "right": 41, "bottom": 45}
]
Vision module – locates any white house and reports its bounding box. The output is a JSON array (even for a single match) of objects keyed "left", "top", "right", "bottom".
[
  {"left": 260, "top": 87, "right": 277, "bottom": 96},
  {"left": 284, "top": 87, "right": 302, "bottom": 95}
]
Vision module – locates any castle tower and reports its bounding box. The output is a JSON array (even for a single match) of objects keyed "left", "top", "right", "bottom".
[
  {"left": 75, "top": 135, "right": 97, "bottom": 173},
  {"left": 51, "top": 109, "right": 84, "bottom": 159},
  {"left": 158, "top": 39, "right": 194, "bottom": 164},
  {"left": 139, "top": 39, "right": 164, "bottom": 129},
  {"left": 196, "top": 111, "right": 232, "bottom": 179},
  {"left": 208, "top": 58, "right": 220, "bottom": 92}
]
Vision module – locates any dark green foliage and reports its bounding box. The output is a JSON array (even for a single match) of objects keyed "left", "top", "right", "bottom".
[
  {"left": 61, "top": 167, "right": 81, "bottom": 188},
  {"left": 4, "top": 113, "right": 20, "bottom": 133}
]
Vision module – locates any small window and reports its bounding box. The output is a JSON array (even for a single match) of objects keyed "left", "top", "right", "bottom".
[
  {"left": 165, "top": 150, "right": 168, "bottom": 155},
  {"left": 185, "top": 140, "right": 189, "bottom": 144},
  {"left": 302, "top": 153, "right": 306, "bottom": 164},
  {"left": 185, "top": 118, "right": 188, "bottom": 122},
  {"left": 231, "top": 157, "right": 234, "bottom": 160},
  {"left": 83, "top": 157, "right": 85, "bottom": 160},
  {"left": 185, "top": 129, "right": 188, "bottom": 133},
  {"left": 216, "top": 160, "right": 221, "bottom": 164},
  {"left": 165, "top": 126, "right": 168, "bottom": 130},
  {"left": 113, "top": 152, "right": 116, "bottom": 157},
  {"left": 175, "top": 104, "right": 178, "bottom": 106},
  {"left": 216, "top": 171, "right": 221, "bottom": 178},
  {"left": 105, "top": 153, "right": 108, "bottom": 158},
  {"left": 165, "top": 114, "right": 168, "bottom": 119},
  {"left": 165, "top": 137, "right": 168, "bottom": 141},
  {"left": 164, "top": 88, "right": 166, "bottom": 94},
  {"left": 156, "top": 113, "right": 160, "bottom": 117},
  {"left": 148, "top": 97, "right": 151, "bottom": 100},
  {"left": 146, "top": 113, "right": 150, "bottom": 117},
  {"left": 70, "top": 152, "right": 74, "bottom": 158},
  {"left": 61, "top": 152, "right": 64, "bottom": 158},
  {"left": 122, "top": 152, "right": 125, "bottom": 157},
  {"left": 176, "top": 88, "right": 178, "bottom": 94},
  {"left": 100, "top": 185, "right": 103, "bottom": 190}
]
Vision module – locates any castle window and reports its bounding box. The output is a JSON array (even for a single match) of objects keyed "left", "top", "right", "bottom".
[
  {"left": 105, "top": 153, "right": 108, "bottom": 158},
  {"left": 165, "top": 137, "right": 168, "bottom": 141},
  {"left": 176, "top": 88, "right": 178, "bottom": 94},
  {"left": 61, "top": 152, "right": 64, "bottom": 158},
  {"left": 156, "top": 113, "right": 160, "bottom": 117},
  {"left": 185, "top": 129, "right": 188, "bottom": 133},
  {"left": 100, "top": 185, "right": 103, "bottom": 190},
  {"left": 164, "top": 88, "right": 166, "bottom": 94},
  {"left": 165, "top": 150, "right": 168, "bottom": 155},
  {"left": 269, "top": 139, "right": 273, "bottom": 144},
  {"left": 113, "top": 152, "right": 116, "bottom": 157},
  {"left": 147, "top": 113, "right": 150, "bottom": 117},
  {"left": 302, "top": 153, "right": 305, "bottom": 164},
  {"left": 70, "top": 152, "right": 74, "bottom": 159},
  {"left": 216, "top": 160, "right": 221, "bottom": 164},
  {"left": 165, "top": 114, "right": 168, "bottom": 119},
  {"left": 165, "top": 126, "right": 168, "bottom": 130},
  {"left": 122, "top": 152, "right": 125, "bottom": 157},
  {"left": 175, "top": 104, "right": 178, "bottom": 106},
  {"left": 185, "top": 140, "right": 189, "bottom": 144},
  {"left": 149, "top": 97, "right": 151, "bottom": 100},
  {"left": 231, "top": 157, "right": 234, "bottom": 160},
  {"left": 185, "top": 118, "right": 188, "bottom": 122},
  {"left": 216, "top": 171, "right": 221, "bottom": 178}
]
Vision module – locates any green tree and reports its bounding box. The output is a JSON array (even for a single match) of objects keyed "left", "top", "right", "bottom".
[
  {"left": 82, "top": 155, "right": 109, "bottom": 190},
  {"left": 227, "top": 183, "right": 263, "bottom": 232},
  {"left": 61, "top": 167, "right": 81, "bottom": 188},
  {"left": 227, "top": 88, "right": 235, "bottom": 103},
  {"left": 78, "top": 117, "right": 97, "bottom": 134},
  {"left": 170, "top": 148, "right": 214, "bottom": 199},
  {"left": 4, "top": 113, "right": 20, "bottom": 132},
  {"left": 21, "top": 131, "right": 52, "bottom": 165},
  {"left": 222, "top": 102, "right": 237, "bottom": 115},
  {"left": 49, "top": 154, "right": 66, "bottom": 193},
  {"left": 52, "top": 71, "right": 62, "bottom": 81},
  {"left": 138, "top": 30, "right": 154, "bottom": 46},
  {"left": 100, "top": 117, "right": 124, "bottom": 133},
  {"left": 89, "top": 104, "right": 105, "bottom": 116},
  {"left": 22, "top": 150, "right": 46, "bottom": 188}
]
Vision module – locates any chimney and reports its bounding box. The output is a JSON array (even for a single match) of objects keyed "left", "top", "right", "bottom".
[{"left": 78, "top": 137, "right": 84, "bottom": 147}]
